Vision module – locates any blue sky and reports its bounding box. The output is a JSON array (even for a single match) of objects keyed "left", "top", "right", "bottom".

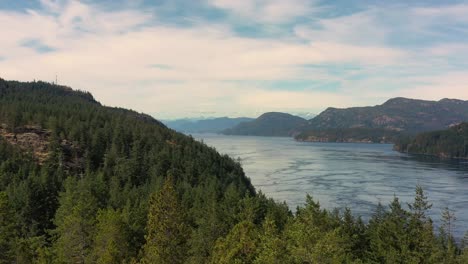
[{"left": 0, "top": 0, "right": 468, "bottom": 119}]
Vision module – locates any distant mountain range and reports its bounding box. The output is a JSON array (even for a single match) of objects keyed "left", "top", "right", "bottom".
[
  {"left": 208, "top": 98, "right": 468, "bottom": 143},
  {"left": 163, "top": 117, "right": 254, "bottom": 133},
  {"left": 221, "top": 112, "right": 307, "bottom": 137},
  {"left": 295, "top": 97, "right": 468, "bottom": 143},
  {"left": 303, "top": 98, "right": 468, "bottom": 133},
  {"left": 163, "top": 98, "right": 468, "bottom": 142}
]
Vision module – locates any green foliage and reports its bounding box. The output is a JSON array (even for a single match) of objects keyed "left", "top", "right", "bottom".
[
  {"left": 52, "top": 178, "right": 98, "bottom": 263},
  {"left": 91, "top": 208, "right": 130, "bottom": 264},
  {"left": 210, "top": 220, "right": 259, "bottom": 264},
  {"left": 305, "top": 97, "right": 468, "bottom": 133},
  {"left": 0, "top": 191, "right": 17, "bottom": 264},
  {"left": 285, "top": 196, "right": 348, "bottom": 263},
  {"left": 395, "top": 123, "right": 468, "bottom": 158},
  {"left": 407, "top": 186, "right": 436, "bottom": 262},
  {"left": 253, "top": 214, "right": 289, "bottom": 264},
  {"left": 434, "top": 207, "right": 458, "bottom": 264},
  {"left": 141, "top": 177, "right": 190, "bottom": 264},
  {"left": 0, "top": 79, "right": 467, "bottom": 263}
]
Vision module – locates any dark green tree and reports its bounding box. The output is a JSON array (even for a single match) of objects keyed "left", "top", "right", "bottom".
[
  {"left": 407, "top": 186, "right": 436, "bottom": 263},
  {"left": 52, "top": 178, "right": 98, "bottom": 263},
  {"left": 210, "top": 220, "right": 259, "bottom": 264},
  {"left": 91, "top": 208, "right": 130, "bottom": 264},
  {"left": 0, "top": 191, "right": 17, "bottom": 264},
  {"left": 141, "top": 177, "right": 190, "bottom": 264}
]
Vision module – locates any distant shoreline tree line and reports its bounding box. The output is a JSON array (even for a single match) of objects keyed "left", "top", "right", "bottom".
[{"left": 395, "top": 123, "right": 468, "bottom": 159}]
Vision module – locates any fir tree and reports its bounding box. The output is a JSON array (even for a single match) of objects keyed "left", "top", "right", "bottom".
[
  {"left": 141, "top": 176, "right": 190, "bottom": 264},
  {"left": 91, "top": 208, "right": 130, "bottom": 264},
  {"left": 52, "top": 178, "right": 98, "bottom": 263}
]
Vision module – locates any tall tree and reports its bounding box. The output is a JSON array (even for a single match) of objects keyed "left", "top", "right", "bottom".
[
  {"left": 253, "top": 214, "right": 289, "bottom": 264},
  {"left": 407, "top": 186, "right": 436, "bottom": 262},
  {"left": 210, "top": 220, "right": 259, "bottom": 264},
  {"left": 52, "top": 178, "right": 98, "bottom": 264},
  {"left": 436, "top": 207, "right": 458, "bottom": 264},
  {"left": 91, "top": 208, "right": 130, "bottom": 264},
  {"left": 141, "top": 176, "right": 189, "bottom": 264}
]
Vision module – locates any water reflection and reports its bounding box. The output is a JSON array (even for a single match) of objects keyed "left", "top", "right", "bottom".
[{"left": 194, "top": 134, "right": 468, "bottom": 238}]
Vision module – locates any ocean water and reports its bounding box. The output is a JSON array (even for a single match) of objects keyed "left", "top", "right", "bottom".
[{"left": 194, "top": 133, "right": 468, "bottom": 238}]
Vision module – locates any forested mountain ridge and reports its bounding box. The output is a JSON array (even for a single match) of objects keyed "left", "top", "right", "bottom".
[
  {"left": 219, "top": 98, "right": 468, "bottom": 142},
  {"left": 0, "top": 78, "right": 467, "bottom": 263},
  {"left": 222, "top": 112, "right": 307, "bottom": 137},
  {"left": 296, "top": 97, "right": 468, "bottom": 143},
  {"left": 305, "top": 97, "right": 468, "bottom": 132},
  {"left": 394, "top": 122, "right": 468, "bottom": 159},
  {"left": 0, "top": 78, "right": 257, "bottom": 263}
]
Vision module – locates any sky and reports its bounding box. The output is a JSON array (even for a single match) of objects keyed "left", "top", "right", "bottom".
[{"left": 0, "top": 0, "right": 468, "bottom": 119}]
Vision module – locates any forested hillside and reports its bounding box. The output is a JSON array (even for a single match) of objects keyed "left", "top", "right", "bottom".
[
  {"left": 0, "top": 79, "right": 256, "bottom": 263},
  {"left": 395, "top": 123, "right": 468, "bottom": 159},
  {"left": 295, "top": 127, "right": 402, "bottom": 143},
  {"left": 222, "top": 112, "right": 307, "bottom": 137},
  {"left": 306, "top": 98, "right": 468, "bottom": 132},
  {"left": 0, "top": 79, "right": 467, "bottom": 263}
]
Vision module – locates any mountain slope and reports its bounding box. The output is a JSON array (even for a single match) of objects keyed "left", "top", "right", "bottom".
[
  {"left": 394, "top": 123, "right": 468, "bottom": 159},
  {"left": 163, "top": 117, "right": 254, "bottom": 133},
  {"left": 305, "top": 97, "right": 468, "bottom": 132},
  {"left": 222, "top": 112, "right": 307, "bottom": 137},
  {"left": 0, "top": 78, "right": 255, "bottom": 262}
]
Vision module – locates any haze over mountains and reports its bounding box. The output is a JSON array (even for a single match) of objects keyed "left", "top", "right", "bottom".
[
  {"left": 163, "top": 117, "right": 254, "bottom": 133},
  {"left": 168, "top": 98, "right": 468, "bottom": 143},
  {"left": 305, "top": 98, "right": 468, "bottom": 133},
  {"left": 222, "top": 112, "right": 307, "bottom": 137}
]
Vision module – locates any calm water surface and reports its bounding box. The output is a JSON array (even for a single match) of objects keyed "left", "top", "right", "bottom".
[{"left": 194, "top": 133, "right": 468, "bottom": 238}]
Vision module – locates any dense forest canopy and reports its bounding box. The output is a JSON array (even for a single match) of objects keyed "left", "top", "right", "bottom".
[
  {"left": 0, "top": 78, "right": 467, "bottom": 263},
  {"left": 395, "top": 123, "right": 468, "bottom": 159},
  {"left": 304, "top": 97, "right": 468, "bottom": 133}
]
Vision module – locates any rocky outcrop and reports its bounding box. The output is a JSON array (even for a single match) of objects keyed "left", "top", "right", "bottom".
[{"left": 0, "top": 125, "right": 83, "bottom": 168}]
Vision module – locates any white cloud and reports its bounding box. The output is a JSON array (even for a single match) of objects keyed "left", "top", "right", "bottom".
[
  {"left": 0, "top": 1, "right": 467, "bottom": 118},
  {"left": 412, "top": 4, "right": 468, "bottom": 22},
  {"left": 294, "top": 9, "right": 389, "bottom": 46},
  {"left": 400, "top": 72, "right": 468, "bottom": 100},
  {"left": 209, "top": 0, "right": 318, "bottom": 23}
]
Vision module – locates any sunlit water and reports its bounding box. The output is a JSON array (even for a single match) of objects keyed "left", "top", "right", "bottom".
[{"left": 193, "top": 133, "right": 468, "bottom": 238}]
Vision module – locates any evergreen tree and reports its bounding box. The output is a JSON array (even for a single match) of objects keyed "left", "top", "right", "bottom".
[
  {"left": 91, "top": 208, "right": 130, "bottom": 264},
  {"left": 141, "top": 177, "right": 189, "bottom": 264},
  {"left": 0, "top": 191, "right": 17, "bottom": 264},
  {"left": 459, "top": 232, "right": 468, "bottom": 263},
  {"left": 52, "top": 178, "right": 98, "bottom": 263},
  {"left": 253, "top": 214, "right": 289, "bottom": 264},
  {"left": 436, "top": 207, "right": 458, "bottom": 264},
  {"left": 407, "top": 186, "right": 436, "bottom": 263},
  {"left": 286, "top": 196, "right": 347, "bottom": 263},
  {"left": 210, "top": 220, "right": 259, "bottom": 264},
  {"left": 367, "top": 197, "right": 409, "bottom": 263}
]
